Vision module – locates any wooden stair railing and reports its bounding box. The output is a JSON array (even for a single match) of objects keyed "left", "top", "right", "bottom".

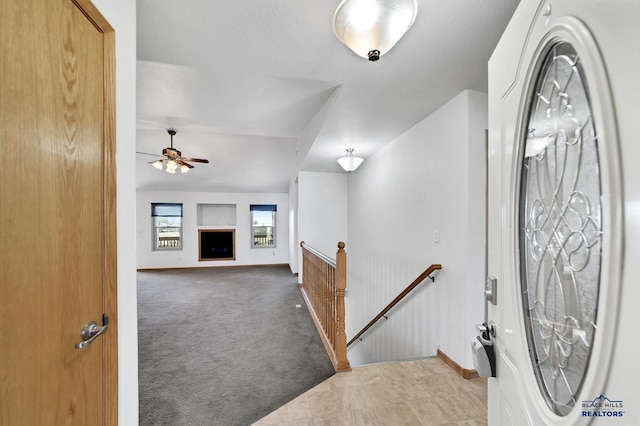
[
  {"left": 347, "top": 264, "right": 442, "bottom": 347},
  {"left": 299, "top": 241, "right": 351, "bottom": 372}
]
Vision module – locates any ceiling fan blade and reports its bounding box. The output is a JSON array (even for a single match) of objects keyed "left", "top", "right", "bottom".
[
  {"left": 178, "top": 160, "right": 194, "bottom": 169},
  {"left": 181, "top": 157, "right": 209, "bottom": 163},
  {"left": 137, "top": 151, "right": 164, "bottom": 158}
]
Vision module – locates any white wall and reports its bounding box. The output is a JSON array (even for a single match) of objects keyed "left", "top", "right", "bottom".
[
  {"left": 91, "top": 0, "right": 138, "bottom": 423},
  {"left": 288, "top": 180, "right": 299, "bottom": 274},
  {"left": 293, "top": 87, "right": 342, "bottom": 173},
  {"left": 346, "top": 90, "right": 487, "bottom": 368},
  {"left": 297, "top": 171, "right": 348, "bottom": 265},
  {"left": 137, "top": 191, "right": 289, "bottom": 269},
  {"left": 465, "top": 90, "right": 489, "bottom": 368}
]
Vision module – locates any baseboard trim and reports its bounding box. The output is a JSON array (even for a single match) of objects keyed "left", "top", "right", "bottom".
[
  {"left": 437, "top": 349, "right": 479, "bottom": 379},
  {"left": 137, "top": 263, "right": 290, "bottom": 272}
]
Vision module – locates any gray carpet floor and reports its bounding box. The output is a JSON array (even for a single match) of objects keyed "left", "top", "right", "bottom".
[{"left": 137, "top": 265, "right": 335, "bottom": 426}]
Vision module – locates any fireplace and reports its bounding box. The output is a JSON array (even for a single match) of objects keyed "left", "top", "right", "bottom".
[{"left": 198, "top": 229, "right": 235, "bottom": 261}]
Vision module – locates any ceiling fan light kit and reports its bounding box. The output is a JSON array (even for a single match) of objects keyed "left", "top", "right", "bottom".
[
  {"left": 165, "top": 160, "right": 179, "bottom": 174},
  {"left": 337, "top": 148, "right": 364, "bottom": 172},
  {"left": 333, "top": 0, "right": 418, "bottom": 61},
  {"left": 141, "top": 129, "right": 209, "bottom": 174}
]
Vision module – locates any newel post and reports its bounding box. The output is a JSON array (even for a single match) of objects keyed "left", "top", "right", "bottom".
[{"left": 335, "top": 241, "right": 351, "bottom": 372}]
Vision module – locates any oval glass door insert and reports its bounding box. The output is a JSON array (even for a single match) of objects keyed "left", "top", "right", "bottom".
[{"left": 519, "top": 41, "right": 602, "bottom": 416}]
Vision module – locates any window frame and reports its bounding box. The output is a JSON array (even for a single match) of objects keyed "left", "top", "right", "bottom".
[
  {"left": 151, "top": 203, "right": 183, "bottom": 251},
  {"left": 250, "top": 204, "right": 276, "bottom": 248}
]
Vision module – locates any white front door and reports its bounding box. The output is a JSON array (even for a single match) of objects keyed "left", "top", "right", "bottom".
[{"left": 487, "top": 0, "right": 640, "bottom": 424}]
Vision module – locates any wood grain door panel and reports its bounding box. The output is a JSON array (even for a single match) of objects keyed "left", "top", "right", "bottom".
[{"left": 0, "top": 0, "right": 117, "bottom": 424}]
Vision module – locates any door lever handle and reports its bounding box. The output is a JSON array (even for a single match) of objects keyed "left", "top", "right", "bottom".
[
  {"left": 75, "top": 314, "right": 109, "bottom": 349},
  {"left": 476, "top": 321, "right": 496, "bottom": 345}
]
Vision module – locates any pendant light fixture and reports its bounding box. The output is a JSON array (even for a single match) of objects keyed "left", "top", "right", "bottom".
[
  {"left": 337, "top": 148, "right": 364, "bottom": 172},
  {"left": 333, "top": 0, "right": 418, "bottom": 61}
]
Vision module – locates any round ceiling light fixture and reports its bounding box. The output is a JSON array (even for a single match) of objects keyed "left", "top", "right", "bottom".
[{"left": 333, "top": 0, "right": 418, "bottom": 61}]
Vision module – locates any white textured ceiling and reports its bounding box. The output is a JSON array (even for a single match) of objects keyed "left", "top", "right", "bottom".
[{"left": 136, "top": 0, "right": 520, "bottom": 193}]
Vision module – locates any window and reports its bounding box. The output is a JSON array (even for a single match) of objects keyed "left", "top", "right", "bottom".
[
  {"left": 152, "top": 203, "right": 183, "bottom": 250},
  {"left": 250, "top": 204, "right": 276, "bottom": 248}
]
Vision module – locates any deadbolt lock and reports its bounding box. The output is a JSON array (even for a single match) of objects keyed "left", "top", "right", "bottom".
[{"left": 485, "top": 276, "right": 497, "bottom": 305}]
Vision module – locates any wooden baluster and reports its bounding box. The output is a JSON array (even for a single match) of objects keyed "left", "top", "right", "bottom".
[
  {"left": 303, "top": 249, "right": 308, "bottom": 294},
  {"left": 320, "top": 259, "right": 323, "bottom": 321},
  {"left": 318, "top": 257, "right": 323, "bottom": 331},
  {"left": 314, "top": 255, "right": 319, "bottom": 315},
  {"left": 324, "top": 262, "right": 329, "bottom": 335},
  {"left": 329, "top": 264, "right": 333, "bottom": 342},
  {"left": 335, "top": 242, "right": 351, "bottom": 372},
  {"left": 332, "top": 265, "right": 337, "bottom": 347},
  {"left": 327, "top": 265, "right": 332, "bottom": 346},
  {"left": 331, "top": 268, "right": 338, "bottom": 348},
  {"left": 308, "top": 252, "right": 313, "bottom": 309},
  {"left": 313, "top": 255, "right": 318, "bottom": 317},
  {"left": 298, "top": 241, "right": 351, "bottom": 372},
  {"left": 320, "top": 259, "right": 324, "bottom": 332},
  {"left": 326, "top": 262, "right": 330, "bottom": 335},
  {"left": 318, "top": 256, "right": 323, "bottom": 330}
]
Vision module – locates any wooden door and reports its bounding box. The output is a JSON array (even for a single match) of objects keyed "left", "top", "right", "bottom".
[
  {"left": 487, "top": 0, "right": 638, "bottom": 424},
  {"left": 0, "top": 0, "right": 117, "bottom": 424}
]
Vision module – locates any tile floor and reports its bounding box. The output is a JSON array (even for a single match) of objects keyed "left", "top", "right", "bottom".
[{"left": 253, "top": 357, "right": 487, "bottom": 425}]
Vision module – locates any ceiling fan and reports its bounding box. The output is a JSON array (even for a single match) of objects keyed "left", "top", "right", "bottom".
[{"left": 137, "top": 129, "right": 209, "bottom": 174}]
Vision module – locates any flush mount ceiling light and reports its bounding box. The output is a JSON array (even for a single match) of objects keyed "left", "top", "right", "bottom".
[
  {"left": 333, "top": 0, "right": 418, "bottom": 61},
  {"left": 337, "top": 148, "right": 364, "bottom": 172}
]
